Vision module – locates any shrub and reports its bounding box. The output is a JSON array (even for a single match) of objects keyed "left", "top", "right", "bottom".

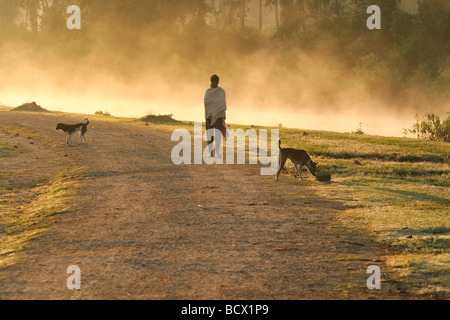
[
  {"left": 404, "top": 112, "right": 450, "bottom": 142},
  {"left": 95, "top": 110, "right": 111, "bottom": 116},
  {"left": 351, "top": 122, "right": 366, "bottom": 135}
]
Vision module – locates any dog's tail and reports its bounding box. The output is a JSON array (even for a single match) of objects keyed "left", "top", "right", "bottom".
[
  {"left": 84, "top": 117, "right": 90, "bottom": 125},
  {"left": 278, "top": 139, "right": 281, "bottom": 149}
]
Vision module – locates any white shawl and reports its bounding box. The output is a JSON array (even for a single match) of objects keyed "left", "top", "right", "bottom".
[{"left": 204, "top": 86, "right": 227, "bottom": 125}]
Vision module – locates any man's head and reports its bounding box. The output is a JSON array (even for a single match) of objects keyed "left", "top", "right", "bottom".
[{"left": 210, "top": 74, "right": 219, "bottom": 88}]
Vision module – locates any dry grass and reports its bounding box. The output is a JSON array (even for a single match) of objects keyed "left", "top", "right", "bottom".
[
  {"left": 277, "top": 128, "right": 449, "bottom": 298},
  {"left": 0, "top": 125, "right": 87, "bottom": 270},
  {"left": 0, "top": 170, "right": 83, "bottom": 268}
]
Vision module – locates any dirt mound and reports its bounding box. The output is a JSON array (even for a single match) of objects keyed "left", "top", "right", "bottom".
[
  {"left": 12, "top": 102, "right": 50, "bottom": 113},
  {"left": 140, "top": 114, "right": 182, "bottom": 124}
]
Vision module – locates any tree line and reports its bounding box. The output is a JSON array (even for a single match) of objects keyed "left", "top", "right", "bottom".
[{"left": 0, "top": 0, "right": 449, "bottom": 117}]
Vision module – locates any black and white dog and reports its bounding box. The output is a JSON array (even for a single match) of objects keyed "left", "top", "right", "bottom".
[{"left": 56, "top": 118, "right": 89, "bottom": 144}]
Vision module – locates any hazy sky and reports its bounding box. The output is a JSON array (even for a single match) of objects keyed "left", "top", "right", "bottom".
[
  {"left": 0, "top": 0, "right": 446, "bottom": 138},
  {"left": 400, "top": 0, "right": 418, "bottom": 14}
]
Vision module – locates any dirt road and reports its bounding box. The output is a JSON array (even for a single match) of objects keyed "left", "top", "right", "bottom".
[{"left": 0, "top": 111, "right": 407, "bottom": 299}]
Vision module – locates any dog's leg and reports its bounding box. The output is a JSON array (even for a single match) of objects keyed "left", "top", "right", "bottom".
[
  {"left": 294, "top": 164, "right": 300, "bottom": 179},
  {"left": 299, "top": 164, "right": 304, "bottom": 181},
  {"left": 276, "top": 155, "right": 287, "bottom": 181},
  {"left": 80, "top": 130, "right": 86, "bottom": 144}
]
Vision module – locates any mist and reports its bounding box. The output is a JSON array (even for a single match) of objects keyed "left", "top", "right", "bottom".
[{"left": 1, "top": 0, "right": 448, "bottom": 137}]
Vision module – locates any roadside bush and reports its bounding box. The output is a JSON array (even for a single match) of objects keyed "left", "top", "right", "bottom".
[
  {"left": 351, "top": 122, "right": 366, "bottom": 135},
  {"left": 95, "top": 110, "right": 111, "bottom": 116},
  {"left": 404, "top": 112, "right": 450, "bottom": 142}
]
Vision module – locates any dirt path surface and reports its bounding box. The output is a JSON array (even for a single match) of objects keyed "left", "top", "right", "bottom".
[{"left": 0, "top": 111, "right": 408, "bottom": 299}]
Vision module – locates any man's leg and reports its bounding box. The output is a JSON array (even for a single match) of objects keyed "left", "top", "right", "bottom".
[
  {"left": 215, "top": 130, "right": 222, "bottom": 157},
  {"left": 214, "top": 118, "right": 226, "bottom": 157},
  {"left": 219, "top": 119, "right": 228, "bottom": 141},
  {"left": 206, "top": 117, "right": 214, "bottom": 157}
]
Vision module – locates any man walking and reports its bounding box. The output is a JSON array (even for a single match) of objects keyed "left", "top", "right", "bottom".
[{"left": 204, "top": 74, "right": 227, "bottom": 157}]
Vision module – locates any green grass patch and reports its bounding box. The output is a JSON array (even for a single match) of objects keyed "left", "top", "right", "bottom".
[
  {"left": 0, "top": 122, "right": 87, "bottom": 271},
  {"left": 279, "top": 128, "right": 448, "bottom": 163},
  {"left": 0, "top": 144, "right": 18, "bottom": 158},
  {"left": 0, "top": 168, "right": 85, "bottom": 269},
  {"left": 275, "top": 127, "right": 449, "bottom": 297}
]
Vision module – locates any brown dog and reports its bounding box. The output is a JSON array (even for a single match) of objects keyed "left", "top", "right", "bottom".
[{"left": 276, "top": 140, "right": 318, "bottom": 181}]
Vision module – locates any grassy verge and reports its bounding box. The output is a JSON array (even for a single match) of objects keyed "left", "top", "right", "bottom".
[
  {"left": 276, "top": 128, "right": 449, "bottom": 298},
  {"left": 0, "top": 169, "right": 85, "bottom": 269},
  {"left": 0, "top": 124, "right": 87, "bottom": 270},
  {"left": 0, "top": 144, "right": 19, "bottom": 159}
]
